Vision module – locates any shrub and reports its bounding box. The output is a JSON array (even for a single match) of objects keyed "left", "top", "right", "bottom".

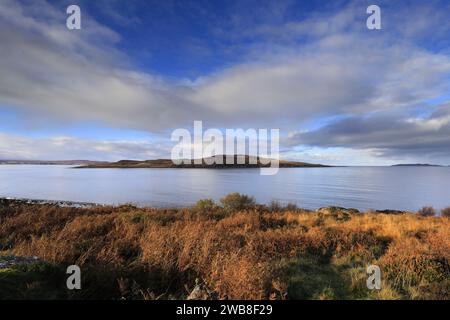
[
  {"left": 267, "top": 201, "right": 298, "bottom": 213},
  {"left": 192, "top": 198, "right": 217, "bottom": 210},
  {"left": 417, "top": 206, "right": 436, "bottom": 217},
  {"left": 220, "top": 193, "right": 256, "bottom": 211},
  {"left": 284, "top": 203, "right": 298, "bottom": 211},
  {"left": 191, "top": 199, "right": 220, "bottom": 216},
  {"left": 441, "top": 207, "right": 450, "bottom": 218},
  {"left": 267, "top": 200, "right": 283, "bottom": 212}
]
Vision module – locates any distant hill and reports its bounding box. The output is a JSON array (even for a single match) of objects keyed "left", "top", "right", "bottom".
[
  {"left": 76, "top": 155, "right": 329, "bottom": 168},
  {"left": 0, "top": 160, "right": 101, "bottom": 165},
  {"left": 392, "top": 163, "right": 443, "bottom": 167}
]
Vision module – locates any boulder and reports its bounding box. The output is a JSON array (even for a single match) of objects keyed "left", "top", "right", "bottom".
[
  {"left": 316, "top": 206, "right": 359, "bottom": 221},
  {"left": 187, "top": 279, "right": 218, "bottom": 300},
  {"left": 375, "top": 209, "right": 406, "bottom": 215}
]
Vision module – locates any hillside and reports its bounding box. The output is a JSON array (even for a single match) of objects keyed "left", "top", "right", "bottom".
[{"left": 76, "top": 155, "right": 329, "bottom": 168}]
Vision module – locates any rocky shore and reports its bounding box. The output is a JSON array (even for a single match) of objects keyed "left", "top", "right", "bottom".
[
  {"left": 0, "top": 255, "right": 40, "bottom": 269},
  {"left": 0, "top": 197, "right": 100, "bottom": 209},
  {"left": 0, "top": 197, "right": 412, "bottom": 214}
]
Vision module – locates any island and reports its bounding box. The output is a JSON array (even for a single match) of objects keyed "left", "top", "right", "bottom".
[
  {"left": 75, "top": 155, "right": 330, "bottom": 168},
  {"left": 391, "top": 163, "right": 443, "bottom": 167}
]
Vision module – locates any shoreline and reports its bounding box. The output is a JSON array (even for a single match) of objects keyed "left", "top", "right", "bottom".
[
  {"left": 0, "top": 197, "right": 100, "bottom": 208},
  {"left": 0, "top": 197, "right": 412, "bottom": 214},
  {"left": 0, "top": 157, "right": 331, "bottom": 169}
]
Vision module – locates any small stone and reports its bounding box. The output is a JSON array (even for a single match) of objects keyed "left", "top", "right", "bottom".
[{"left": 187, "top": 280, "right": 218, "bottom": 300}]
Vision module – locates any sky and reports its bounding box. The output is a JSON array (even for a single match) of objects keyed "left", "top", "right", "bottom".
[{"left": 1, "top": 0, "right": 450, "bottom": 165}]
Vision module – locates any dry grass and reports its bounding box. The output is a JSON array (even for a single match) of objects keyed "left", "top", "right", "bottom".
[{"left": 0, "top": 199, "right": 449, "bottom": 300}]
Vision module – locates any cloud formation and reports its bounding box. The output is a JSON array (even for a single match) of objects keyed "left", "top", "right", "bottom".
[
  {"left": 0, "top": 133, "right": 171, "bottom": 161},
  {"left": 0, "top": 0, "right": 206, "bottom": 131},
  {"left": 1, "top": 0, "right": 450, "bottom": 162},
  {"left": 288, "top": 103, "right": 450, "bottom": 163}
]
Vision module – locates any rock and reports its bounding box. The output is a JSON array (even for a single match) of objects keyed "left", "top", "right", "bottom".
[
  {"left": 187, "top": 279, "right": 218, "bottom": 300},
  {"left": 0, "top": 256, "right": 40, "bottom": 269},
  {"left": 316, "top": 206, "right": 359, "bottom": 221},
  {"left": 375, "top": 209, "right": 406, "bottom": 215},
  {"left": 0, "top": 197, "right": 99, "bottom": 209}
]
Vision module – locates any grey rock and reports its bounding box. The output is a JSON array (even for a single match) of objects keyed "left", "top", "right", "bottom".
[
  {"left": 316, "top": 206, "right": 359, "bottom": 221},
  {"left": 0, "top": 255, "right": 40, "bottom": 269},
  {"left": 375, "top": 209, "right": 406, "bottom": 215},
  {"left": 187, "top": 279, "right": 218, "bottom": 300}
]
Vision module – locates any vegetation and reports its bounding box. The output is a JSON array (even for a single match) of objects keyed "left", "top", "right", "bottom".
[
  {"left": 0, "top": 196, "right": 448, "bottom": 300},
  {"left": 441, "top": 207, "right": 450, "bottom": 218},
  {"left": 417, "top": 206, "right": 436, "bottom": 217},
  {"left": 220, "top": 193, "right": 256, "bottom": 211}
]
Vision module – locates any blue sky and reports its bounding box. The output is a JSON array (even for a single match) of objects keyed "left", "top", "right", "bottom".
[
  {"left": 1, "top": 0, "right": 450, "bottom": 164},
  {"left": 76, "top": 0, "right": 332, "bottom": 78}
]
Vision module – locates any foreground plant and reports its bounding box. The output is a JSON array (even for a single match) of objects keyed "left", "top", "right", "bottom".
[{"left": 0, "top": 196, "right": 448, "bottom": 300}]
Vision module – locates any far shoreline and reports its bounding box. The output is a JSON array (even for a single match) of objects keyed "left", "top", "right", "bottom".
[{"left": 1, "top": 158, "right": 449, "bottom": 168}]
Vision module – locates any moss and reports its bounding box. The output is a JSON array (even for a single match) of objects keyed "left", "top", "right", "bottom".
[
  {"left": 0, "top": 263, "right": 66, "bottom": 300},
  {"left": 279, "top": 256, "right": 349, "bottom": 299}
]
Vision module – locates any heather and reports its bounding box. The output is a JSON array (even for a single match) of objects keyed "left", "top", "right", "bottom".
[{"left": 0, "top": 197, "right": 448, "bottom": 300}]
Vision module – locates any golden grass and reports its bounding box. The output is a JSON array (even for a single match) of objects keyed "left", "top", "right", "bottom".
[{"left": 0, "top": 200, "right": 449, "bottom": 300}]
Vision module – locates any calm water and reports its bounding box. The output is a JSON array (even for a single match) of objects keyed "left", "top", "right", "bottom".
[{"left": 0, "top": 165, "right": 450, "bottom": 211}]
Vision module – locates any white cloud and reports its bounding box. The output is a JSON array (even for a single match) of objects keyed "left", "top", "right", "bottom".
[
  {"left": 190, "top": 42, "right": 450, "bottom": 125},
  {"left": 0, "top": 0, "right": 205, "bottom": 131},
  {"left": 1, "top": 1, "right": 450, "bottom": 130},
  {"left": 287, "top": 103, "right": 450, "bottom": 164},
  {"left": 0, "top": 133, "right": 170, "bottom": 161}
]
